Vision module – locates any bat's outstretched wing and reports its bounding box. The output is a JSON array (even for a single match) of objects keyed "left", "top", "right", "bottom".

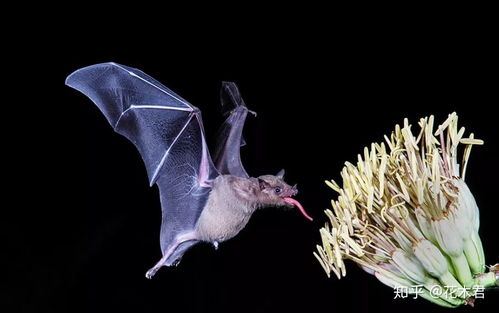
[
  {"left": 213, "top": 82, "right": 255, "bottom": 178},
  {"left": 66, "top": 62, "right": 219, "bottom": 268}
]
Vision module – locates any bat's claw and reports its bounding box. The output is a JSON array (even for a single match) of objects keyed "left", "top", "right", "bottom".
[
  {"left": 223, "top": 108, "right": 257, "bottom": 117},
  {"left": 172, "top": 258, "right": 182, "bottom": 267},
  {"left": 212, "top": 241, "right": 219, "bottom": 250}
]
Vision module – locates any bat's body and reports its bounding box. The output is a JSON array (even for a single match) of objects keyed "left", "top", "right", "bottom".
[
  {"left": 197, "top": 175, "right": 261, "bottom": 243},
  {"left": 66, "top": 62, "right": 312, "bottom": 278}
]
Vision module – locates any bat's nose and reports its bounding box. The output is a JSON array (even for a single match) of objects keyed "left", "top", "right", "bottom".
[{"left": 291, "top": 184, "right": 298, "bottom": 196}]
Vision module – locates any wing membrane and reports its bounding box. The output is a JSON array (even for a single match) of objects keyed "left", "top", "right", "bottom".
[
  {"left": 213, "top": 81, "right": 253, "bottom": 178},
  {"left": 66, "top": 62, "right": 218, "bottom": 265}
]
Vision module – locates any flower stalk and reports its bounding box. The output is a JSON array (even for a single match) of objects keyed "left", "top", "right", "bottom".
[{"left": 315, "top": 113, "right": 496, "bottom": 307}]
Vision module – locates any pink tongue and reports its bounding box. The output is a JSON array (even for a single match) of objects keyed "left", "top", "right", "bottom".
[{"left": 283, "top": 197, "right": 313, "bottom": 221}]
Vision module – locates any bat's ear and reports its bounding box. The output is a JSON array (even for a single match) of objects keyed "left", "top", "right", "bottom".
[
  {"left": 276, "top": 169, "right": 285, "bottom": 179},
  {"left": 258, "top": 178, "right": 271, "bottom": 190}
]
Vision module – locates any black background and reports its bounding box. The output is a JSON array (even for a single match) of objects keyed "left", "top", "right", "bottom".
[{"left": 12, "top": 24, "right": 498, "bottom": 313}]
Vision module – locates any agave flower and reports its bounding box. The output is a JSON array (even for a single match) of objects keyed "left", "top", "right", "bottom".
[{"left": 315, "top": 113, "right": 498, "bottom": 307}]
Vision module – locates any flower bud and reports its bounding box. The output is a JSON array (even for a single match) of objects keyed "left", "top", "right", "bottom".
[
  {"left": 391, "top": 249, "right": 427, "bottom": 284},
  {"left": 374, "top": 270, "right": 413, "bottom": 289},
  {"left": 415, "top": 208, "right": 437, "bottom": 244},
  {"left": 455, "top": 179, "right": 480, "bottom": 231},
  {"left": 412, "top": 239, "right": 447, "bottom": 278},
  {"left": 431, "top": 217, "right": 463, "bottom": 257}
]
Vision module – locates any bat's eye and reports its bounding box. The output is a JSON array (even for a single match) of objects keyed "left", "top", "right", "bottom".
[{"left": 274, "top": 187, "right": 282, "bottom": 194}]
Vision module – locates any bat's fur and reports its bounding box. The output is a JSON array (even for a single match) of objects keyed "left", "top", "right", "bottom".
[{"left": 196, "top": 174, "right": 297, "bottom": 242}]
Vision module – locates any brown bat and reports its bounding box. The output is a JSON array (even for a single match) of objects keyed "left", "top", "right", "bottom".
[{"left": 66, "top": 62, "right": 312, "bottom": 279}]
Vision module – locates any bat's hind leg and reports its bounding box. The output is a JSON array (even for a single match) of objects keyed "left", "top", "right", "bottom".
[{"left": 145, "top": 232, "right": 198, "bottom": 279}]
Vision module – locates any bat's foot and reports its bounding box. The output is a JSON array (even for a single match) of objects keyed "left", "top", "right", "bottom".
[
  {"left": 212, "top": 241, "right": 219, "bottom": 250},
  {"left": 145, "top": 232, "right": 198, "bottom": 279},
  {"left": 145, "top": 267, "right": 159, "bottom": 279}
]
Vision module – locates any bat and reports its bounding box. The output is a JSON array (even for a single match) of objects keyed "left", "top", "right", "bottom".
[{"left": 66, "top": 62, "right": 312, "bottom": 278}]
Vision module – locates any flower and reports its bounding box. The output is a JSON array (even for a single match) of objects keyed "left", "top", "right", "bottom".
[{"left": 315, "top": 113, "right": 497, "bottom": 307}]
